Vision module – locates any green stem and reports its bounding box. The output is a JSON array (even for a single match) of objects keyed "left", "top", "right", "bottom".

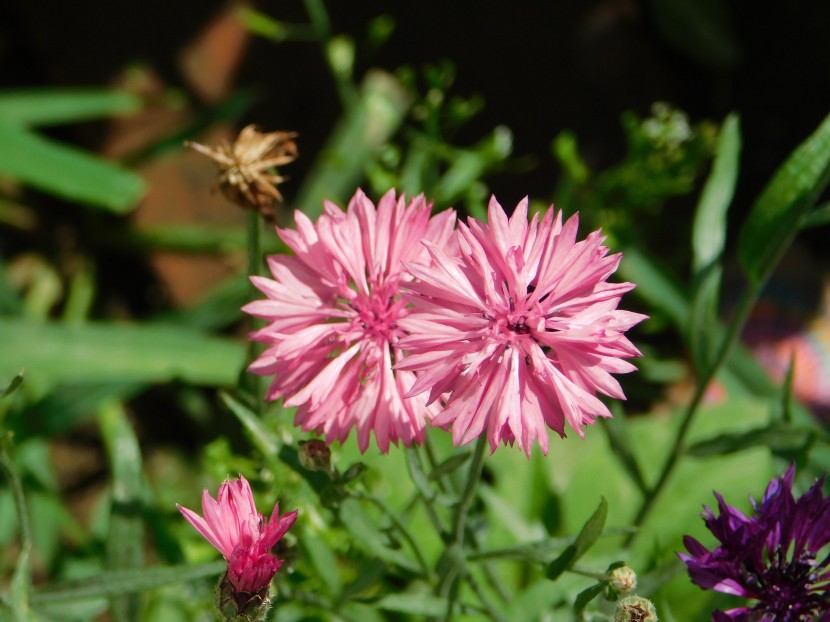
[
  {"left": 353, "top": 491, "right": 434, "bottom": 579},
  {"left": 240, "top": 212, "right": 264, "bottom": 402},
  {"left": 406, "top": 448, "right": 449, "bottom": 540},
  {"left": 626, "top": 280, "right": 762, "bottom": 544},
  {"left": 436, "top": 436, "right": 488, "bottom": 621},
  {"left": 0, "top": 436, "right": 30, "bottom": 551}
]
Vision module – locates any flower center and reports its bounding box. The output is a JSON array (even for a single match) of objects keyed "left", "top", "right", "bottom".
[
  {"left": 752, "top": 548, "right": 830, "bottom": 619},
  {"left": 349, "top": 280, "right": 406, "bottom": 342}
]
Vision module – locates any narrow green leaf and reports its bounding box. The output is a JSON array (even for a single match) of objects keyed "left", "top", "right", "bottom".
[
  {"left": 99, "top": 400, "right": 144, "bottom": 622},
  {"left": 738, "top": 113, "right": 830, "bottom": 284},
  {"left": 0, "top": 319, "right": 245, "bottom": 386},
  {"left": 298, "top": 530, "right": 341, "bottom": 596},
  {"left": 9, "top": 545, "right": 33, "bottom": 622},
  {"left": 573, "top": 582, "right": 605, "bottom": 619},
  {"left": 0, "top": 89, "right": 141, "bottom": 127},
  {"left": 294, "top": 70, "right": 411, "bottom": 217},
  {"left": 428, "top": 452, "right": 471, "bottom": 482},
  {"left": 689, "top": 114, "right": 741, "bottom": 370},
  {"left": 620, "top": 246, "right": 689, "bottom": 326},
  {"left": 375, "top": 593, "right": 448, "bottom": 616},
  {"left": 2, "top": 372, "right": 23, "bottom": 398},
  {"left": 339, "top": 499, "right": 420, "bottom": 573},
  {"left": 546, "top": 497, "right": 607, "bottom": 581},
  {"left": 0, "top": 123, "right": 145, "bottom": 213},
  {"left": 687, "top": 422, "right": 815, "bottom": 457},
  {"left": 30, "top": 562, "right": 225, "bottom": 605},
  {"left": 0, "top": 435, "right": 33, "bottom": 620},
  {"left": 466, "top": 536, "right": 572, "bottom": 564},
  {"left": 219, "top": 391, "right": 279, "bottom": 456},
  {"left": 801, "top": 201, "right": 830, "bottom": 228}
]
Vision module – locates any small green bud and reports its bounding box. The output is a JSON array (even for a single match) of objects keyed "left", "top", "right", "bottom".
[
  {"left": 608, "top": 564, "right": 637, "bottom": 596},
  {"left": 614, "top": 595, "right": 658, "bottom": 622}
]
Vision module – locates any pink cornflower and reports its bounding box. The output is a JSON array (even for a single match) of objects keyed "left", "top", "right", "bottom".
[
  {"left": 177, "top": 475, "right": 297, "bottom": 606},
  {"left": 397, "top": 197, "right": 646, "bottom": 456},
  {"left": 243, "top": 189, "right": 456, "bottom": 452}
]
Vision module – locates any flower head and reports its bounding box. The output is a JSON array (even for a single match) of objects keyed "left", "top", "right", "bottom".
[
  {"left": 397, "top": 197, "right": 645, "bottom": 456},
  {"left": 186, "top": 124, "right": 297, "bottom": 221},
  {"left": 177, "top": 475, "right": 297, "bottom": 607},
  {"left": 243, "top": 189, "right": 456, "bottom": 453},
  {"left": 679, "top": 465, "right": 830, "bottom": 621}
]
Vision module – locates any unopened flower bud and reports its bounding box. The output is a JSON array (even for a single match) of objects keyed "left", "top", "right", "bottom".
[
  {"left": 298, "top": 439, "right": 332, "bottom": 473},
  {"left": 608, "top": 564, "right": 637, "bottom": 596},
  {"left": 216, "top": 572, "right": 272, "bottom": 622},
  {"left": 614, "top": 595, "right": 658, "bottom": 622}
]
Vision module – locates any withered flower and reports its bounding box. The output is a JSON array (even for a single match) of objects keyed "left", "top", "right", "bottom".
[{"left": 186, "top": 125, "right": 297, "bottom": 222}]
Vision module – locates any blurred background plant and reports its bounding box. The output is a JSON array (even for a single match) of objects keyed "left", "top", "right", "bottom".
[{"left": 1, "top": 0, "right": 829, "bottom": 620}]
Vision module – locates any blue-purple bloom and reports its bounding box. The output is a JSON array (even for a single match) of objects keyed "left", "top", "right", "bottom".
[{"left": 679, "top": 465, "right": 830, "bottom": 621}]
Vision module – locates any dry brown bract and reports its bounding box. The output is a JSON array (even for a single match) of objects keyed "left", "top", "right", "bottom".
[{"left": 185, "top": 125, "right": 298, "bottom": 222}]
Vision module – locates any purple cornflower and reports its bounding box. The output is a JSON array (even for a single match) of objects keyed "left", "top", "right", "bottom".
[{"left": 679, "top": 464, "right": 830, "bottom": 621}]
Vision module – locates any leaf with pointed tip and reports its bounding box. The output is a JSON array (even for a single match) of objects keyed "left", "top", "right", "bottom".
[
  {"left": 738, "top": 113, "right": 830, "bottom": 284},
  {"left": 546, "top": 497, "right": 607, "bottom": 581}
]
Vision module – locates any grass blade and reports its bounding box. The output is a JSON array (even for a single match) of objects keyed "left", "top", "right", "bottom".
[
  {"left": 0, "top": 89, "right": 141, "bottom": 127},
  {"left": 0, "top": 123, "right": 145, "bottom": 213}
]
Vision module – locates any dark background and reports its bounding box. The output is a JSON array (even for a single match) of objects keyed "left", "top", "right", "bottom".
[{"left": 3, "top": 0, "right": 829, "bottom": 213}]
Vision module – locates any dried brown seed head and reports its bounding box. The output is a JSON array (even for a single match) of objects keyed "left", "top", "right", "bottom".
[{"left": 186, "top": 124, "right": 298, "bottom": 222}]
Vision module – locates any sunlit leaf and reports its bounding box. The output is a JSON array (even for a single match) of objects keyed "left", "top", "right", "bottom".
[
  {"left": 0, "top": 320, "right": 245, "bottom": 386},
  {"left": 546, "top": 497, "right": 607, "bottom": 580},
  {"left": 689, "top": 114, "right": 741, "bottom": 371},
  {"left": 0, "top": 89, "right": 141, "bottom": 127},
  {"left": 0, "top": 123, "right": 145, "bottom": 213},
  {"left": 738, "top": 113, "right": 830, "bottom": 284}
]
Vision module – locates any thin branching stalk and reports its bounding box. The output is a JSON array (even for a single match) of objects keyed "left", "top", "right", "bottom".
[
  {"left": 436, "top": 436, "right": 488, "bottom": 621},
  {"left": 406, "top": 449, "right": 449, "bottom": 540},
  {"left": 352, "top": 490, "right": 434, "bottom": 580},
  {"left": 626, "top": 279, "right": 762, "bottom": 544}
]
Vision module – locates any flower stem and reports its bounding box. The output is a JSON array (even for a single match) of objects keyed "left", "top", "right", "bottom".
[
  {"left": 436, "top": 436, "right": 489, "bottom": 620},
  {"left": 626, "top": 280, "right": 762, "bottom": 544},
  {"left": 353, "top": 490, "right": 434, "bottom": 579},
  {"left": 240, "top": 212, "right": 263, "bottom": 403},
  {"left": 406, "top": 448, "right": 449, "bottom": 540}
]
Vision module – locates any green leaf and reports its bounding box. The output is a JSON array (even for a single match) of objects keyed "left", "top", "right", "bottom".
[
  {"left": 294, "top": 70, "right": 411, "bottom": 217},
  {"left": 0, "top": 320, "right": 245, "bottom": 386},
  {"left": 0, "top": 89, "right": 141, "bottom": 127},
  {"left": 339, "top": 499, "right": 420, "bottom": 573},
  {"left": 545, "top": 497, "right": 607, "bottom": 581},
  {"left": 375, "top": 593, "right": 448, "bottom": 616},
  {"left": 428, "top": 452, "right": 470, "bottom": 482},
  {"left": 620, "top": 246, "right": 689, "bottom": 326},
  {"left": 9, "top": 545, "right": 33, "bottom": 622},
  {"left": 686, "top": 422, "right": 814, "bottom": 458},
  {"left": 98, "top": 400, "right": 144, "bottom": 622},
  {"left": 689, "top": 114, "right": 741, "bottom": 371},
  {"left": 0, "top": 123, "right": 145, "bottom": 213},
  {"left": 2, "top": 372, "right": 23, "bottom": 398},
  {"left": 573, "top": 582, "right": 605, "bottom": 619},
  {"left": 738, "top": 113, "right": 830, "bottom": 284},
  {"left": 801, "top": 201, "right": 830, "bottom": 228},
  {"left": 30, "top": 562, "right": 225, "bottom": 605}
]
